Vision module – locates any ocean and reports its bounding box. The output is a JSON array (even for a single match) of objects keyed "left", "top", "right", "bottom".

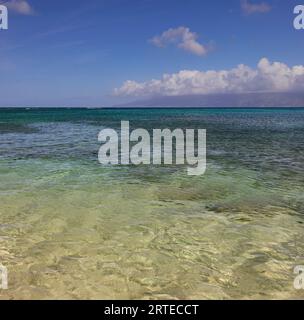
[{"left": 0, "top": 107, "right": 304, "bottom": 299}]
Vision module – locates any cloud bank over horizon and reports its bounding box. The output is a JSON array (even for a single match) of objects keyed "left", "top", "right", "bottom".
[{"left": 114, "top": 58, "right": 304, "bottom": 98}]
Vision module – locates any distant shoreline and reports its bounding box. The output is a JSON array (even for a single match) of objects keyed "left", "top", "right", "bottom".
[{"left": 1, "top": 106, "right": 304, "bottom": 110}]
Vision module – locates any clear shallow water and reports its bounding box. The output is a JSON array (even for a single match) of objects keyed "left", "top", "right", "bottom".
[{"left": 0, "top": 107, "right": 304, "bottom": 299}]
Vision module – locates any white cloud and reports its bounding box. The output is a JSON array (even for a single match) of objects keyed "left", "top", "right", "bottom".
[
  {"left": 241, "top": 0, "right": 271, "bottom": 14},
  {"left": 5, "top": 0, "right": 34, "bottom": 15},
  {"left": 150, "top": 27, "right": 209, "bottom": 56},
  {"left": 114, "top": 58, "right": 304, "bottom": 97}
]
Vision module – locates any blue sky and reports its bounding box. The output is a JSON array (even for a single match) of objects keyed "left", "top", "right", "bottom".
[{"left": 0, "top": 0, "right": 303, "bottom": 106}]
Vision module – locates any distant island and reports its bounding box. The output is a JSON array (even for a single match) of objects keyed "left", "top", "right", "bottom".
[{"left": 116, "top": 92, "right": 304, "bottom": 108}]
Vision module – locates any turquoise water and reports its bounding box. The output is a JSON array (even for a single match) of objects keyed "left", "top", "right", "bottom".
[{"left": 0, "top": 108, "right": 304, "bottom": 299}]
